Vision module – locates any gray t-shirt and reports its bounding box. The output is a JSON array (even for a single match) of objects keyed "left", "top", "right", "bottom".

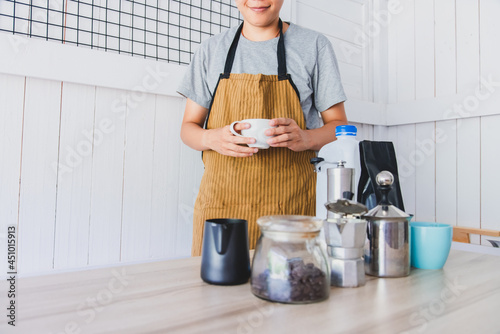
[{"left": 177, "top": 23, "right": 346, "bottom": 130}]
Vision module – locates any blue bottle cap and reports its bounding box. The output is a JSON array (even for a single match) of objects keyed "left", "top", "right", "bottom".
[{"left": 335, "top": 125, "right": 357, "bottom": 136}]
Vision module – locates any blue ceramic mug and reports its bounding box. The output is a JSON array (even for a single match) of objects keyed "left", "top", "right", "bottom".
[{"left": 410, "top": 222, "right": 453, "bottom": 269}]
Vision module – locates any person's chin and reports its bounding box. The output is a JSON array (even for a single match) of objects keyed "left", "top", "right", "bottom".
[{"left": 244, "top": 13, "right": 278, "bottom": 27}]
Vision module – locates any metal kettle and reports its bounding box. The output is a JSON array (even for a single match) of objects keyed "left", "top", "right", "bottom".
[{"left": 363, "top": 171, "right": 412, "bottom": 278}]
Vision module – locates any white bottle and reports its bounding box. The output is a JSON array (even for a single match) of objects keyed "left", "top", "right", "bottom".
[{"left": 316, "top": 125, "right": 361, "bottom": 219}]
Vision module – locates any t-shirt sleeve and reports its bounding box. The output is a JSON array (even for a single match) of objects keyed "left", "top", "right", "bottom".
[
  {"left": 176, "top": 44, "right": 212, "bottom": 109},
  {"left": 312, "top": 39, "right": 347, "bottom": 112}
]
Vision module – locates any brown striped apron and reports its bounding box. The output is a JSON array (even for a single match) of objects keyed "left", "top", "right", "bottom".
[{"left": 192, "top": 20, "right": 316, "bottom": 256}]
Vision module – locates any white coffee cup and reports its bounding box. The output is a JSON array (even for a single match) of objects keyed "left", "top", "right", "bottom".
[{"left": 229, "top": 118, "right": 276, "bottom": 149}]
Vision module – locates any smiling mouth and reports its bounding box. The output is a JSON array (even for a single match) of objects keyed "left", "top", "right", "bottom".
[{"left": 249, "top": 6, "right": 271, "bottom": 12}]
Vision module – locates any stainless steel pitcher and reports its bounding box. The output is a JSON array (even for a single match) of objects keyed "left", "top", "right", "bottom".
[
  {"left": 201, "top": 219, "right": 250, "bottom": 285},
  {"left": 363, "top": 171, "right": 412, "bottom": 278}
]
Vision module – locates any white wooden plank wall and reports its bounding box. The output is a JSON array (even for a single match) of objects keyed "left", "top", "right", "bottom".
[
  {"left": 395, "top": 0, "right": 415, "bottom": 102},
  {"left": 388, "top": 0, "right": 491, "bottom": 99},
  {"left": 386, "top": 0, "right": 398, "bottom": 104},
  {"left": 150, "top": 96, "right": 182, "bottom": 258},
  {"left": 414, "top": 0, "right": 435, "bottom": 99},
  {"left": 176, "top": 125, "right": 204, "bottom": 257},
  {"left": 388, "top": 0, "right": 487, "bottom": 99},
  {"left": 0, "top": 74, "right": 25, "bottom": 274},
  {"left": 481, "top": 115, "right": 500, "bottom": 246},
  {"left": 0, "top": 73, "right": 196, "bottom": 276},
  {"left": 396, "top": 124, "right": 416, "bottom": 216},
  {"left": 88, "top": 87, "right": 126, "bottom": 266},
  {"left": 18, "top": 78, "right": 62, "bottom": 274},
  {"left": 456, "top": 0, "right": 480, "bottom": 93},
  {"left": 480, "top": 0, "right": 500, "bottom": 88},
  {"left": 295, "top": 0, "right": 366, "bottom": 100},
  {"left": 457, "top": 119, "right": 481, "bottom": 245},
  {"left": 373, "top": 125, "right": 388, "bottom": 142},
  {"left": 434, "top": 0, "right": 457, "bottom": 97},
  {"left": 120, "top": 94, "right": 156, "bottom": 262},
  {"left": 53, "top": 83, "right": 95, "bottom": 269},
  {"left": 371, "top": 0, "right": 388, "bottom": 104},
  {"left": 414, "top": 123, "right": 435, "bottom": 222},
  {"left": 435, "top": 120, "right": 457, "bottom": 227}
]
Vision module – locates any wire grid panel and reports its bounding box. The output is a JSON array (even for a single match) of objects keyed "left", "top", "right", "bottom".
[{"left": 0, "top": 0, "right": 243, "bottom": 65}]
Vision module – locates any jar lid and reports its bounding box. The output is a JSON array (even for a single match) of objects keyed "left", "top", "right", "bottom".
[{"left": 257, "top": 215, "right": 323, "bottom": 238}]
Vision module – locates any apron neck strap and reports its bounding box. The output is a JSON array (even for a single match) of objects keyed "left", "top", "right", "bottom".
[
  {"left": 222, "top": 19, "right": 287, "bottom": 79},
  {"left": 276, "top": 19, "right": 287, "bottom": 79}
]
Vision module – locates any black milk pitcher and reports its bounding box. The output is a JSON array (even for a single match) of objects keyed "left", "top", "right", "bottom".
[{"left": 200, "top": 219, "right": 250, "bottom": 285}]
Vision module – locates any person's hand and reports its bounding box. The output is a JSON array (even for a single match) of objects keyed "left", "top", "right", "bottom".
[
  {"left": 265, "top": 118, "right": 313, "bottom": 152},
  {"left": 204, "top": 123, "right": 259, "bottom": 157}
]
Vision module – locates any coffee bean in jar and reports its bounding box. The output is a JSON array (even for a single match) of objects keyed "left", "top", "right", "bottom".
[
  {"left": 250, "top": 215, "right": 330, "bottom": 304},
  {"left": 251, "top": 257, "right": 328, "bottom": 303}
]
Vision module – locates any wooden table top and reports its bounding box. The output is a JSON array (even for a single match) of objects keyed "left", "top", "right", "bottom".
[{"left": 2, "top": 249, "right": 499, "bottom": 334}]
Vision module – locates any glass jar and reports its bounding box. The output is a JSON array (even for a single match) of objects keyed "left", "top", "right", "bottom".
[{"left": 250, "top": 215, "right": 330, "bottom": 304}]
